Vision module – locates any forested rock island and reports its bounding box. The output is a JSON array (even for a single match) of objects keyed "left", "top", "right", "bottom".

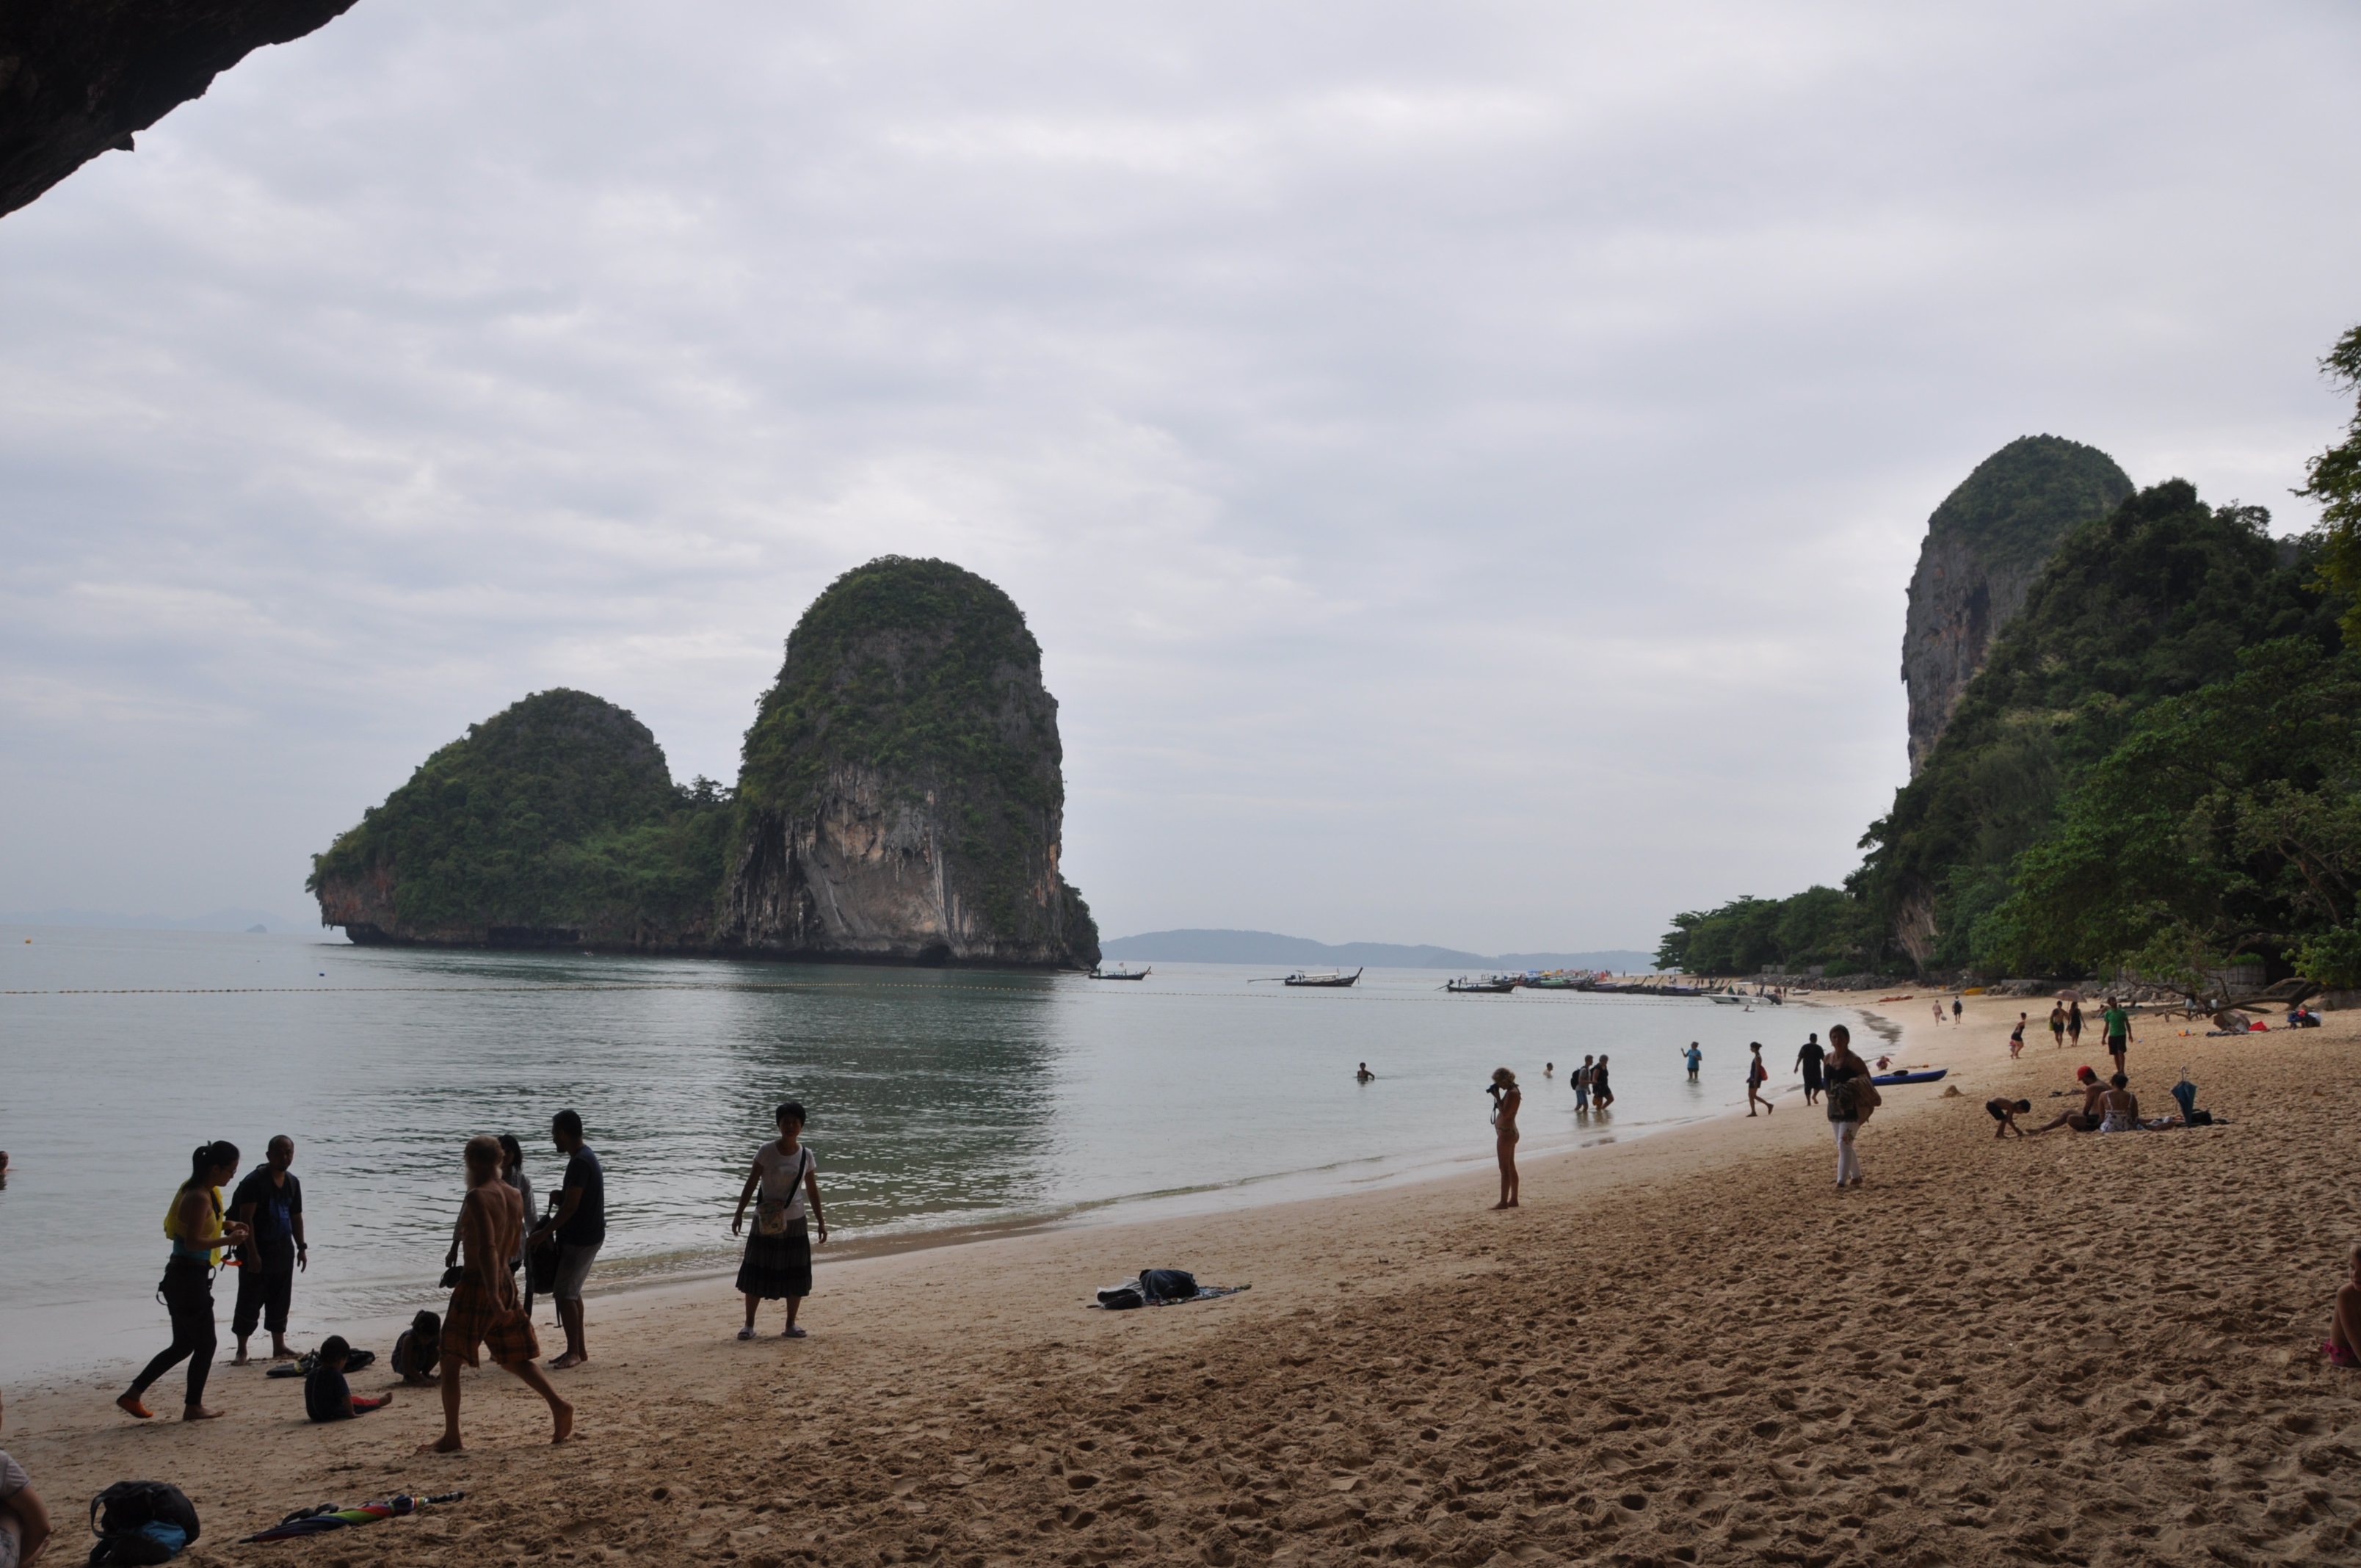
[{"left": 310, "top": 557, "right": 1101, "bottom": 969}]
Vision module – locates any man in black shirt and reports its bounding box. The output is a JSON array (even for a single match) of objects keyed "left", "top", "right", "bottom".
[
  {"left": 231, "top": 1135, "right": 306, "bottom": 1364},
  {"left": 1794, "top": 1034, "right": 1827, "bottom": 1107},
  {"left": 531, "top": 1109, "right": 604, "bottom": 1370}
]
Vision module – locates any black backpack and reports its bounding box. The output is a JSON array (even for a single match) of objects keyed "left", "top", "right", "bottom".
[
  {"left": 87, "top": 1481, "right": 200, "bottom": 1565},
  {"left": 1139, "top": 1269, "right": 1199, "bottom": 1302}
]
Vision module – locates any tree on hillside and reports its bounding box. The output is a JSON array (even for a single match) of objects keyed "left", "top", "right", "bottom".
[{"left": 2300, "top": 324, "right": 2361, "bottom": 648}]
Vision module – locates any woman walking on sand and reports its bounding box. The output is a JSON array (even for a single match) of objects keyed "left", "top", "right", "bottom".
[
  {"left": 1746, "top": 1042, "right": 1775, "bottom": 1117},
  {"left": 120, "top": 1141, "right": 250, "bottom": 1421},
  {"left": 1487, "top": 1069, "right": 1521, "bottom": 1209},
  {"left": 731, "top": 1102, "right": 827, "bottom": 1339},
  {"left": 1824, "top": 1027, "right": 1873, "bottom": 1189},
  {"left": 2067, "top": 999, "right": 2083, "bottom": 1049}
]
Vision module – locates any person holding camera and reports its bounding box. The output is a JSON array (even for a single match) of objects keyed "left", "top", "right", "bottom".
[{"left": 1487, "top": 1069, "right": 1521, "bottom": 1210}]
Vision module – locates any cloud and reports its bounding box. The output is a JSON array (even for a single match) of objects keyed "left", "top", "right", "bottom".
[{"left": 2, "top": 0, "right": 2355, "bottom": 947}]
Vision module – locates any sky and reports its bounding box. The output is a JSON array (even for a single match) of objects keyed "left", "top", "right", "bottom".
[{"left": 3, "top": 1, "right": 2357, "bottom": 952}]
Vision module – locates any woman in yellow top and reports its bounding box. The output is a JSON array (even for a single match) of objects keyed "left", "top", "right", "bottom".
[{"left": 117, "top": 1141, "right": 249, "bottom": 1421}]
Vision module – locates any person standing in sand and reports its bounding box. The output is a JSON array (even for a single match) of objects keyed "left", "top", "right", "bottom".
[
  {"left": 2101, "top": 998, "right": 2133, "bottom": 1079},
  {"left": 1745, "top": 1042, "right": 1774, "bottom": 1116},
  {"left": 2009, "top": 1015, "right": 2027, "bottom": 1059},
  {"left": 1952, "top": 996, "right": 1964, "bottom": 1026},
  {"left": 2050, "top": 1003, "right": 2067, "bottom": 1049},
  {"left": 730, "top": 1101, "right": 828, "bottom": 1340},
  {"left": 1487, "top": 1069, "right": 1520, "bottom": 1209},
  {"left": 1932, "top": 1002, "right": 1944, "bottom": 1028},
  {"left": 229, "top": 1135, "right": 305, "bottom": 1365},
  {"left": 2067, "top": 998, "right": 2084, "bottom": 1049},
  {"left": 424, "top": 1135, "right": 572, "bottom": 1453},
  {"left": 1794, "top": 1033, "right": 1826, "bottom": 1106},
  {"left": 1824, "top": 1026, "right": 1868, "bottom": 1188},
  {"left": 529, "top": 1110, "right": 603, "bottom": 1371},
  {"left": 118, "top": 1141, "right": 250, "bottom": 1422}
]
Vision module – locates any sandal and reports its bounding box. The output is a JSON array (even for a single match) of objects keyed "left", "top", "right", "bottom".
[
  {"left": 2326, "top": 1341, "right": 2359, "bottom": 1368},
  {"left": 736, "top": 1327, "right": 756, "bottom": 1341},
  {"left": 783, "top": 1326, "right": 808, "bottom": 1339}
]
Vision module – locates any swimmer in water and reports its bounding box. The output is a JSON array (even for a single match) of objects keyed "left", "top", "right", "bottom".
[{"left": 1354, "top": 1062, "right": 1374, "bottom": 1082}]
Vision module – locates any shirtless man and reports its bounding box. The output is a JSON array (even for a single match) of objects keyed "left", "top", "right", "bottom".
[
  {"left": 1354, "top": 1062, "right": 1374, "bottom": 1083},
  {"left": 2028, "top": 1067, "right": 2106, "bottom": 1133},
  {"left": 422, "top": 1136, "right": 572, "bottom": 1453},
  {"left": 2048, "top": 1002, "right": 2067, "bottom": 1049}
]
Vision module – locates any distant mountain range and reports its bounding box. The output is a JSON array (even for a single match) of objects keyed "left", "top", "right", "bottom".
[
  {"left": 0, "top": 907, "right": 313, "bottom": 934},
  {"left": 1097, "top": 929, "right": 1655, "bottom": 972}
]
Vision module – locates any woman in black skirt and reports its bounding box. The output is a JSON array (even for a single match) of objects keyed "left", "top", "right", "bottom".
[{"left": 730, "top": 1102, "right": 827, "bottom": 1339}]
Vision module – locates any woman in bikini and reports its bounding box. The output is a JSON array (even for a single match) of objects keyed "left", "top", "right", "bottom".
[
  {"left": 1487, "top": 1068, "right": 1521, "bottom": 1210},
  {"left": 1745, "top": 1042, "right": 1775, "bottom": 1117}
]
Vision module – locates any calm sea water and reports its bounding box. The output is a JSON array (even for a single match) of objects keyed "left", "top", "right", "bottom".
[{"left": 0, "top": 926, "right": 1865, "bottom": 1379}]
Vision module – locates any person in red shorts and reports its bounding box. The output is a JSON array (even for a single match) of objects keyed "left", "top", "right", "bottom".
[{"left": 421, "top": 1136, "right": 573, "bottom": 1453}]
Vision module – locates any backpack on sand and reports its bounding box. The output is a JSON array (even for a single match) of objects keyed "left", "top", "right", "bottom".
[{"left": 88, "top": 1481, "right": 200, "bottom": 1565}]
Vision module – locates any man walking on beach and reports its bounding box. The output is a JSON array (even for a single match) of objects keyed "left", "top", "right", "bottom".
[
  {"left": 530, "top": 1110, "right": 604, "bottom": 1371},
  {"left": 1794, "top": 1032, "right": 1825, "bottom": 1106},
  {"left": 2050, "top": 1002, "right": 2067, "bottom": 1049},
  {"left": 2101, "top": 998, "right": 2133, "bottom": 1078},
  {"left": 230, "top": 1136, "right": 305, "bottom": 1365},
  {"left": 424, "top": 1135, "right": 570, "bottom": 1453},
  {"left": 1952, "top": 996, "right": 1964, "bottom": 1026}
]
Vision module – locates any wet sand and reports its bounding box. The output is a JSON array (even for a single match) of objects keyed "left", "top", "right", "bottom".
[{"left": 7, "top": 992, "right": 2359, "bottom": 1566}]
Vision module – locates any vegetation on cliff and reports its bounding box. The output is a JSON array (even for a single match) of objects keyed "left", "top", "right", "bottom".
[
  {"left": 308, "top": 689, "right": 730, "bottom": 939},
  {"left": 732, "top": 556, "right": 1097, "bottom": 954},
  {"left": 1663, "top": 474, "right": 2347, "bottom": 980}
]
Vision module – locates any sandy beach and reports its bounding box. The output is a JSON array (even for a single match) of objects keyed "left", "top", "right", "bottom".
[{"left": 7, "top": 991, "right": 2359, "bottom": 1567}]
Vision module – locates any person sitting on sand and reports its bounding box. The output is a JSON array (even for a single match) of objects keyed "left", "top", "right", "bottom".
[
  {"left": 1987, "top": 1097, "right": 2031, "bottom": 1138},
  {"left": 1355, "top": 1062, "right": 1374, "bottom": 1082},
  {"left": 1794, "top": 1033, "right": 1825, "bottom": 1106},
  {"left": 2097, "top": 1072, "right": 2139, "bottom": 1133},
  {"left": 304, "top": 1337, "right": 391, "bottom": 1423},
  {"left": 421, "top": 1135, "right": 572, "bottom": 1454},
  {"left": 2028, "top": 1067, "right": 2106, "bottom": 1134},
  {"left": 2326, "top": 1241, "right": 2361, "bottom": 1369},
  {"left": 0, "top": 1387, "right": 54, "bottom": 1568},
  {"left": 1487, "top": 1068, "right": 1520, "bottom": 1209},
  {"left": 1745, "top": 1042, "right": 1774, "bottom": 1117}
]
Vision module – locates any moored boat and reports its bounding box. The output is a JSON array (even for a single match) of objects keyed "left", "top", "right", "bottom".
[
  {"left": 1280, "top": 968, "right": 1363, "bottom": 988},
  {"left": 1446, "top": 974, "right": 1517, "bottom": 993},
  {"left": 1089, "top": 965, "right": 1151, "bottom": 980}
]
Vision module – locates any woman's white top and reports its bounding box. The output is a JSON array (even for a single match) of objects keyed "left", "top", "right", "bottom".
[{"left": 755, "top": 1143, "right": 816, "bottom": 1219}]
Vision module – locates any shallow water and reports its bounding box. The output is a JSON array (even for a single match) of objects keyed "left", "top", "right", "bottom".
[{"left": 0, "top": 926, "right": 1860, "bottom": 1379}]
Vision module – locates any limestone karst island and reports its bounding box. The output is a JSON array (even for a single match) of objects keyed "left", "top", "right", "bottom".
[{"left": 308, "top": 556, "right": 1102, "bottom": 968}]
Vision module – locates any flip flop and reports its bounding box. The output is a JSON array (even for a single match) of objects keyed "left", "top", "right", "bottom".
[
  {"left": 2326, "top": 1342, "right": 2359, "bottom": 1368},
  {"left": 783, "top": 1326, "right": 808, "bottom": 1339},
  {"left": 736, "top": 1327, "right": 756, "bottom": 1341}
]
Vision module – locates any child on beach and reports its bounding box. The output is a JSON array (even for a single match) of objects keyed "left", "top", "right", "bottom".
[
  {"left": 2326, "top": 1242, "right": 2361, "bottom": 1368},
  {"left": 304, "top": 1337, "right": 391, "bottom": 1423},
  {"left": 1684, "top": 1042, "right": 1702, "bottom": 1081},
  {"left": 1986, "top": 1097, "right": 2031, "bottom": 1137}
]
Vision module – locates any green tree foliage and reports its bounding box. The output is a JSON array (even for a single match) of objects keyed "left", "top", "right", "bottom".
[
  {"left": 1975, "top": 639, "right": 2361, "bottom": 983},
  {"left": 1655, "top": 886, "right": 1882, "bottom": 976},
  {"left": 308, "top": 689, "right": 730, "bottom": 933},
  {"left": 1855, "top": 482, "right": 2339, "bottom": 965},
  {"left": 1921, "top": 434, "right": 2133, "bottom": 571},
  {"left": 2299, "top": 324, "right": 2361, "bottom": 647}
]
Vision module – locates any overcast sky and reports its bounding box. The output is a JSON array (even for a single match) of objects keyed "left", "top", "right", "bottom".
[{"left": 2, "top": 1, "right": 2355, "bottom": 951}]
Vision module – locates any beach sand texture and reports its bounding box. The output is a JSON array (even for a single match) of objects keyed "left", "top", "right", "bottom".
[{"left": 8, "top": 993, "right": 2360, "bottom": 1566}]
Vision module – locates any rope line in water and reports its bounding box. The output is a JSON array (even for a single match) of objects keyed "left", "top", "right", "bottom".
[{"left": 1, "top": 979, "right": 1712, "bottom": 1005}]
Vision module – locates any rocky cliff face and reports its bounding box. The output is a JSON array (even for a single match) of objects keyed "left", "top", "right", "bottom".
[
  {"left": 1901, "top": 436, "right": 2132, "bottom": 775},
  {"left": 1, "top": 1, "right": 358, "bottom": 221},
  {"left": 722, "top": 557, "right": 1098, "bottom": 968}
]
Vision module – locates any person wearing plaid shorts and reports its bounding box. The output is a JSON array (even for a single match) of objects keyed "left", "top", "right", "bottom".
[{"left": 421, "top": 1136, "right": 573, "bottom": 1453}]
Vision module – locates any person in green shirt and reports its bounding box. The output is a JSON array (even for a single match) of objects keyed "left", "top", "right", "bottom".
[{"left": 2101, "top": 998, "right": 2133, "bottom": 1077}]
